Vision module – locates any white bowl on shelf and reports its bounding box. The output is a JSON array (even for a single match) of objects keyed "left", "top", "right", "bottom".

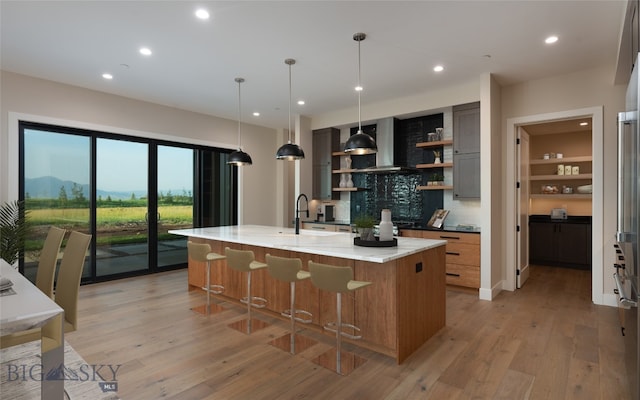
[{"left": 576, "top": 184, "right": 592, "bottom": 194}]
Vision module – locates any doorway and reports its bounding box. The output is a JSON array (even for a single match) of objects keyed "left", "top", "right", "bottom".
[
  {"left": 518, "top": 118, "right": 593, "bottom": 287},
  {"left": 505, "top": 107, "right": 604, "bottom": 304}
]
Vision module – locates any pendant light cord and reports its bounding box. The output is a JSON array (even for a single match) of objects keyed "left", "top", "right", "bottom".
[
  {"left": 235, "top": 77, "right": 244, "bottom": 150},
  {"left": 357, "top": 36, "right": 362, "bottom": 132},
  {"left": 288, "top": 61, "right": 293, "bottom": 144}
]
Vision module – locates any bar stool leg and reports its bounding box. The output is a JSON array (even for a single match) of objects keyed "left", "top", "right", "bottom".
[
  {"left": 247, "top": 270, "right": 252, "bottom": 334},
  {"left": 193, "top": 259, "right": 224, "bottom": 316},
  {"left": 268, "top": 279, "right": 315, "bottom": 355},
  {"left": 290, "top": 282, "right": 297, "bottom": 353},
  {"left": 206, "top": 261, "right": 212, "bottom": 315},
  {"left": 336, "top": 292, "right": 342, "bottom": 375}
]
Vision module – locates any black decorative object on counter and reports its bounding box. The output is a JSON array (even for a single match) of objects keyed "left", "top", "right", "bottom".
[{"left": 354, "top": 237, "right": 398, "bottom": 247}]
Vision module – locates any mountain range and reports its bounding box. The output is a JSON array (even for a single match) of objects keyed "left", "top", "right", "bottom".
[{"left": 25, "top": 176, "right": 148, "bottom": 200}]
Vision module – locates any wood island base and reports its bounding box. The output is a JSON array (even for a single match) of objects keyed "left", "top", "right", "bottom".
[{"left": 185, "top": 237, "right": 446, "bottom": 364}]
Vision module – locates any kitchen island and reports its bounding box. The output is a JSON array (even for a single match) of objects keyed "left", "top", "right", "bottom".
[{"left": 169, "top": 225, "right": 446, "bottom": 364}]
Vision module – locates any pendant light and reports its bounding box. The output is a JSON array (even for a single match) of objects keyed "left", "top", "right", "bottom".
[
  {"left": 276, "top": 58, "right": 305, "bottom": 160},
  {"left": 227, "top": 77, "right": 253, "bottom": 166},
  {"left": 344, "top": 32, "right": 377, "bottom": 155}
]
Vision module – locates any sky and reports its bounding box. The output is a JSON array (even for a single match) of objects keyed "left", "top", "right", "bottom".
[{"left": 24, "top": 129, "right": 193, "bottom": 193}]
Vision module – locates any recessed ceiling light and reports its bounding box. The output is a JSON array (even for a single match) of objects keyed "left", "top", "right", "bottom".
[
  {"left": 139, "top": 47, "right": 152, "bottom": 56},
  {"left": 579, "top": 122, "right": 589, "bottom": 126},
  {"left": 545, "top": 35, "right": 558, "bottom": 44},
  {"left": 102, "top": 73, "right": 113, "bottom": 80},
  {"left": 253, "top": 112, "right": 260, "bottom": 117},
  {"left": 195, "top": 9, "right": 210, "bottom": 19},
  {"left": 433, "top": 65, "right": 444, "bottom": 72},
  {"left": 355, "top": 85, "right": 363, "bottom": 92},
  {"left": 297, "top": 100, "right": 305, "bottom": 105}
]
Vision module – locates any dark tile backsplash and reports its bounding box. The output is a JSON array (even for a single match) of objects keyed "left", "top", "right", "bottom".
[{"left": 349, "top": 112, "right": 445, "bottom": 225}]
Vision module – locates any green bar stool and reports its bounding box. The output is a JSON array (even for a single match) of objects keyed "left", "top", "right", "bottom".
[
  {"left": 265, "top": 254, "right": 316, "bottom": 354},
  {"left": 308, "top": 261, "right": 371, "bottom": 376},
  {"left": 225, "top": 247, "right": 269, "bottom": 334},
  {"left": 187, "top": 241, "right": 226, "bottom": 315}
]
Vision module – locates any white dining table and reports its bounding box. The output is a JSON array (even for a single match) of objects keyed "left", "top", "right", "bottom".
[{"left": 1, "top": 259, "right": 64, "bottom": 400}]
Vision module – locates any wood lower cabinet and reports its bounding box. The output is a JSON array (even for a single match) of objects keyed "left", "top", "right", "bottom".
[{"left": 401, "top": 229, "right": 481, "bottom": 289}]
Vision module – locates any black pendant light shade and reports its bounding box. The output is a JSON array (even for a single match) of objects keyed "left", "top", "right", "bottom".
[
  {"left": 344, "top": 129, "right": 377, "bottom": 154},
  {"left": 344, "top": 32, "right": 377, "bottom": 155},
  {"left": 276, "top": 142, "right": 305, "bottom": 160},
  {"left": 228, "top": 77, "right": 252, "bottom": 166},
  {"left": 276, "top": 58, "right": 305, "bottom": 160},
  {"left": 227, "top": 149, "right": 253, "bottom": 165}
]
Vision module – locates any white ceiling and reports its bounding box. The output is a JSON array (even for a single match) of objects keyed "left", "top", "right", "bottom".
[{"left": 0, "top": 1, "right": 627, "bottom": 130}]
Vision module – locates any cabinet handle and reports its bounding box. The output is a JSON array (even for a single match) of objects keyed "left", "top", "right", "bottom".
[
  {"left": 440, "top": 235, "right": 461, "bottom": 240},
  {"left": 446, "top": 251, "right": 460, "bottom": 256},
  {"left": 311, "top": 226, "right": 326, "bottom": 230},
  {"left": 446, "top": 272, "right": 461, "bottom": 277}
]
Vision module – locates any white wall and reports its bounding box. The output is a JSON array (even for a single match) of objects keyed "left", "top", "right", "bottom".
[{"left": 0, "top": 71, "right": 279, "bottom": 226}]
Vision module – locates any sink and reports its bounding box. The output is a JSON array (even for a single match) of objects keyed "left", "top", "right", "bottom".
[{"left": 272, "top": 230, "right": 337, "bottom": 237}]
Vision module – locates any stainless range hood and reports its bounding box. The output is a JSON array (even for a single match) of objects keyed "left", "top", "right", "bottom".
[{"left": 358, "top": 117, "right": 418, "bottom": 173}]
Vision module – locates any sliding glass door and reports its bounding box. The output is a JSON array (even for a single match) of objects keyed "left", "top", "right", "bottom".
[
  {"left": 19, "top": 121, "right": 234, "bottom": 283},
  {"left": 21, "top": 128, "right": 91, "bottom": 282},
  {"left": 156, "top": 145, "right": 194, "bottom": 269},
  {"left": 95, "top": 138, "right": 149, "bottom": 277}
]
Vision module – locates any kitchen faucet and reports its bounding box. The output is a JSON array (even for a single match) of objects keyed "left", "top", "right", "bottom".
[{"left": 295, "top": 193, "right": 309, "bottom": 234}]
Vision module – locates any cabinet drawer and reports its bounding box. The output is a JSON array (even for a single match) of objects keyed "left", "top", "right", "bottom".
[
  {"left": 445, "top": 263, "right": 480, "bottom": 288},
  {"left": 422, "top": 231, "right": 480, "bottom": 245},
  {"left": 445, "top": 242, "right": 480, "bottom": 266},
  {"left": 399, "top": 229, "right": 425, "bottom": 238},
  {"left": 301, "top": 223, "right": 336, "bottom": 231}
]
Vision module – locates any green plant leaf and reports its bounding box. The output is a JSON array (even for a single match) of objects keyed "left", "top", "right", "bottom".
[
  {"left": 0, "top": 200, "right": 30, "bottom": 265},
  {"left": 354, "top": 214, "right": 376, "bottom": 228}
]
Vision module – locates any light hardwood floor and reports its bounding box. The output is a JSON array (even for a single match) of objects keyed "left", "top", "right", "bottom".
[{"left": 67, "top": 265, "right": 632, "bottom": 399}]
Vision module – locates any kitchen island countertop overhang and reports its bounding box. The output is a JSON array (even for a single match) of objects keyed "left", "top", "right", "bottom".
[
  {"left": 168, "top": 225, "right": 446, "bottom": 263},
  {"left": 169, "top": 224, "right": 447, "bottom": 364}
]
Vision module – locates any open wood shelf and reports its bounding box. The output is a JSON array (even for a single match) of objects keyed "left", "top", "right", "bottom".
[
  {"left": 332, "top": 187, "right": 367, "bottom": 192},
  {"left": 416, "top": 140, "right": 453, "bottom": 148},
  {"left": 529, "top": 156, "right": 592, "bottom": 165},
  {"left": 529, "top": 194, "right": 592, "bottom": 199},
  {"left": 416, "top": 185, "right": 453, "bottom": 191},
  {"left": 416, "top": 162, "right": 453, "bottom": 169},
  {"left": 530, "top": 173, "right": 592, "bottom": 181}
]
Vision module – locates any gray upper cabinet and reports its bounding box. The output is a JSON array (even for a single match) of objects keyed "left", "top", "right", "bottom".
[
  {"left": 453, "top": 153, "right": 480, "bottom": 199},
  {"left": 453, "top": 102, "right": 480, "bottom": 154},
  {"left": 312, "top": 128, "right": 340, "bottom": 200},
  {"left": 453, "top": 102, "right": 480, "bottom": 199}
]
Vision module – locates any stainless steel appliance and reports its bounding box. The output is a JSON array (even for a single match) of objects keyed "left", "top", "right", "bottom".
[
  {"left": 550, "top": 208, "right": 567, "bottom": 220},
  {"left": 317, "top": 204, "right": 335, "bottom": 222},
  {"left": 616, "top": 53, "right": 640, "bottom": 400}
]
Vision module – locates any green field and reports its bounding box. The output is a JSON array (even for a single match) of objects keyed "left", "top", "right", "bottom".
[
  {"left": 27, "top": 205, "right": 192, "bottom": 227},
  {"left": 24, "top": 205, "right": 193, "bottom": 251}
]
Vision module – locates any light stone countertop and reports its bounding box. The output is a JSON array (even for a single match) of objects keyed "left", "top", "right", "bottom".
[{"left": 169, "top": 224, "right": 446, "bottom": 263}]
